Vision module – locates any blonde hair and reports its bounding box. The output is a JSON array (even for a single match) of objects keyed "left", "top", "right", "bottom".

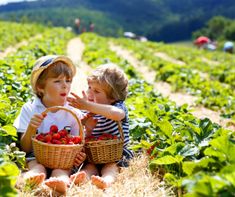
[
  {"left": 36, "top": 61, "right": 73, "bottom": 98},
  {"left": 87, "top": 63, "right": 128, "bottom": 101}
]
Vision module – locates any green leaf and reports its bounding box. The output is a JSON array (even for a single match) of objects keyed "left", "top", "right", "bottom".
[
  {"left": 178, "top": 144, "right": 200, "bottom": 157},
  {"left": 164, "top": 172, "right": 181, "bottom": 187},
  {"left": 164, "top": 142, "right": 185, "bottom": 155},
  {"left": 2, "top": 125, "right": 17, "bottom": 137},
  {"left": 182, "top": 157, "right": 215, "bottom": 175},
  {"left": 151, "top": 155, "right": 183, "bottom": 165},
  {"left": 158, "top": 120, "right": 173, "bottom": 138}
]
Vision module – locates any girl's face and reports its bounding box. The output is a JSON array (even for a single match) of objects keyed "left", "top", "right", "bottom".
[
  {"left": 38, "top": 74, "right": 72, "bottom": 107},
  {"left": 87, "top": 82, "right": 115, "bottom": 104}
]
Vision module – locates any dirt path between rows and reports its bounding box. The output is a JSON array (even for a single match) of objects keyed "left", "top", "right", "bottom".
[
  {"left": 109, "top": 43, "right": 234, "bottom": 130},
  {"left": 65, "top": 37, "right": 167, "bottom": 196},
  {"left": 67, "top": 37, "right": 91, "bottom": 96},
  {"left": 155, "top": 52, "right": 185, "bottom": 66}
]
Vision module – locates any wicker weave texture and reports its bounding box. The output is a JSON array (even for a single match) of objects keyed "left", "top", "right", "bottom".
[
  {"left": 85, "top": 139, "right": 123, "bottom": 164},
  {"left": 31, "top": 106, "right": 84, "bottom": 169},
  {"left": 32, "top": 139, "right": 83, "bottom": 169}
]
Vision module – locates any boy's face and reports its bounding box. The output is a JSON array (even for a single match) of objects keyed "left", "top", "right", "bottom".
[
  {"left": 37, "top": 74, "right": 72, "bottom": 107},
  {"left": 87, "top": 82, "right": 114, "bottom": 104}
]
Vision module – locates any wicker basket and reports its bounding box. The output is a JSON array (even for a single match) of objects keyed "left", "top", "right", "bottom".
[
  {"left": 32, "top": 106, "right": 84, "bottom": 169},
  {"left": 85, "top": 122, "right": 124, "bottom": 164}
]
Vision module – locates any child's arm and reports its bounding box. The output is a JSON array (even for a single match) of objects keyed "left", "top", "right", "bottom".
[
  {"left": 20, "top": 113, "right": 45, "bottom": 153},
  {"left": 68, "top": 92, "right": 125, "bottom": 121}
]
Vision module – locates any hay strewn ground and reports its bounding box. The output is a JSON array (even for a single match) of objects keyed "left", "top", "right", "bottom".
[{"left": 16, "top": 154, "right": 173, "bottom": 197}]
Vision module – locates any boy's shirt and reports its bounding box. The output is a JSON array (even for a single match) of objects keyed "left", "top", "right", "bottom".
[{"left": 14, "top": 97, "right": 82, "bottom": 136}]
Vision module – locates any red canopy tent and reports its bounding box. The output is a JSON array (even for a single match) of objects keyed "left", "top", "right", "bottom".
[{"left": 194, "top": 36, "right": 210, "bottom": 46}]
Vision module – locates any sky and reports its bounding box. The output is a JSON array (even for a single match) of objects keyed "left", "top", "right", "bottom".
[{"left": 0, "top": 0, "right": 36, "bottom": 5}]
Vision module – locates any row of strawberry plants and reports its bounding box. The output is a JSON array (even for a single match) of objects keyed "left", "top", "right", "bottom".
[
  {"left": 112, "top": 38, "right": 235, "bottom": 119},
  {"left": 0, "top": 27, "right": 74, "bottom": 196},
  {"left": 145, "top": 41, "right": 235, "bottom": 89},
  {"left": 79, "top": 33, "right": 235, "bottom": 196},
  {"left": 128, "top": 80, "right": 235, "bottom": 197},
  {"left": 0, "top": 21, "right": 46, "bottom": 51}
]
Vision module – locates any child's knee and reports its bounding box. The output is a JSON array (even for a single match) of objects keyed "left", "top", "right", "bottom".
[
  {"left": 28, "top": 160, "right": 45, "bottom": 170},
  {"left": 84, "top": 163, "right": 96, "bottom": 171},
  {"left": 51, "top": 169, "right": 70, "bottom": 177},
  {"left": 104, "top": 163, "right": 117, "bottom": 169},
  {"left": 102, "top": 163, "right": 119, "bottom": 173},
  {"left": 27, "top": 160, "right": 38, "bottom": 167}
]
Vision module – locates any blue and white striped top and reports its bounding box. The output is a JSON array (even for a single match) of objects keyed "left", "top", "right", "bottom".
[{"left": 85, "top": 101, "right": 134, "bottom": 160}]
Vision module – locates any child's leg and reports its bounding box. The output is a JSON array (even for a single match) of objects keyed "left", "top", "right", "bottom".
[
  {"left": 91, "top": 163, "right": 119, "bottom": 189},
  {"left": 70, "top": 163, "right": 98, "bottom": 185},
  {"left": 23, "top": 160, "right": 46, "bottom": 187},
  {"left": 44, "top": 169, "right": 70, "bottom": 194}
]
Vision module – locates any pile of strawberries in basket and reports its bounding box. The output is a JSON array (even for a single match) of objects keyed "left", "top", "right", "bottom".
[
  {"left": 85, "top": 133, "right": 118, "bottom": 142},
  {"left": 35, "top": 125, "right": 82, "bottom": 145}
]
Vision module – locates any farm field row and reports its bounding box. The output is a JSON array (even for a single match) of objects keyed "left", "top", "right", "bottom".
[
  {"left": 79, "top": 33, "right": 235, "bottom": 196},
  {"left": 111, "top": 37, "right": 235, "bottom": 120},
  {"left": 0, "top": 23, "right": 234, "bottom": 196}
]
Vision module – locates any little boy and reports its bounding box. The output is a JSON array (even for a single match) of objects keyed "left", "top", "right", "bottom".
[
  {"left": 14, "top": 55, "right": 86, "bottom": 193},
  {"left": 67, "top": 63, "right": 134, "bottom": 189}
]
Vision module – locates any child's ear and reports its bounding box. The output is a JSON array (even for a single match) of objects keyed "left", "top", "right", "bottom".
[{"left": 36, "top": 85, "right": 44, "bottom": 95}]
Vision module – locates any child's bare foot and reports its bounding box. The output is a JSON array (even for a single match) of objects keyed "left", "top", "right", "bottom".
[
  {"left": 44, "top": 177, "right": 69, "bottom": 194},
  {"left": 70, "top": 171, "right": 87, "bottom": 185},
  {"left": 24, "top": 173, "right": 45, "bottom": 188},
  {"left": 91, "top": 175, "right": 111, "bottom": 190}
]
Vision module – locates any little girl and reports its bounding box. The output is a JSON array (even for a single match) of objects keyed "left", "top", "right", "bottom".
[
  {"left": 67, "top": 63, "right": 134, "bottom": 189},
  {"left": 14, "top": 55, "right": 86, "bottom": 193}
]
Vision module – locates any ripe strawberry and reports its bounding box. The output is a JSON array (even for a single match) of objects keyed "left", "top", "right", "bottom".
[
  {"left": 113, "top": 135, "right": 118, "bottom": 139},
  {"left": 98, "top": 136, "right": 107, "bottom": 140},
  {"left": 52, "top": 133, "right": 61, "bottom": 140},
  {"left": 72, "top": 136, "right": 82, "bottom": 144},
  {"left": 50, "top": 125, "right": 58, "bottom": 133},
  {"left": 60, "top": 138, "right": 67, "bottom": 144},
  {"left": 44, "top": 134, "right": 52, "bottom": 142},
  {"left": 36, "top": 134, "right": 45, "bottom": 142},
  {"left": 85, "top": 135, "right": 96, "bottom": 142},
  {"left": 51, "top": 139, "right": 62, "bottom": 144},
  {"left": 102, "top": 133, "right": 113, "bottom": 139},
  {"left": 58, "top": 129, "right": 68, "bottom": 138}
]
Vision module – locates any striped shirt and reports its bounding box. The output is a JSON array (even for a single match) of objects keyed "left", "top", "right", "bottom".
[{"left": 84, "top": 101, "right": 134, "bottom": 160}]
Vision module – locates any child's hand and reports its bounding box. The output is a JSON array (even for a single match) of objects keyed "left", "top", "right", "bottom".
[
  {"left": 67, "top": 92, "right": 87, "bottom": 110},
  {"left": 81, "top": 113, "right": 98, "bottom": 136},
  {"left": 81, "top": 112, "right": 95, "bottom": 124},
  {"left": 29, "top": 113, "right": 46, "bottom": 129},
  {"left": 81, "top": 90, "right": 88, "bottom": 100},
  {"left": 74, "top": 150, "right": 86, "bottom": 166}
]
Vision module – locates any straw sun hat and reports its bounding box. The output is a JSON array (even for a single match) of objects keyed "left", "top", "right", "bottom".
[{"left": 30, "top": 55, "right": 76, "bottom": 93}]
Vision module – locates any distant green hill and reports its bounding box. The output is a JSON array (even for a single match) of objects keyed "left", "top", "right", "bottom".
[{"left": 1, "top": 0, "right": 235, "bottom": 42}]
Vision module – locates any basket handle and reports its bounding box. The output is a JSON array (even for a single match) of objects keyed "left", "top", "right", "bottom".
[
  {"left": 39, "top": 106, "right": 84, "bottom": 140},
  {"left": 117, "top": 121, "right": 124, "bottom": 141}
]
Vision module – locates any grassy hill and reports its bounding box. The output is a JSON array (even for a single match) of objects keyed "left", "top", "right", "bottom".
[{"left": 1, "top": 0, "right": 235, "bottom": 42}]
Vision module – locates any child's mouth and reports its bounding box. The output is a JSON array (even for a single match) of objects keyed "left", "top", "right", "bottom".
[{"left": 60, "top": 93, "right": 66, "bottom": 97}]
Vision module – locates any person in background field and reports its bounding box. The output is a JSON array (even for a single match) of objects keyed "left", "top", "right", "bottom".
[
  {"left": 74, "top": 18, "right": 81, "bottom": 34},
  {"left": 223, "top": 41, "right": 234, "bottom": 54},
  {"left": 67, "top": 63, "right": 134, "bottom": 190},
  {"left": 14, "top": 55, "right": 86, "bottom": 194},
  {"left": 89, "top": 21, "right": 95, "bottom": 32}
]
